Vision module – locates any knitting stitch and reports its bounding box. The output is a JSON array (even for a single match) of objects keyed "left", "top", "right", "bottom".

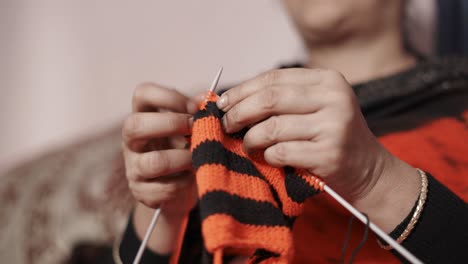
[{"left": 190, "top": 93, "right": 324, "bottom": 263}]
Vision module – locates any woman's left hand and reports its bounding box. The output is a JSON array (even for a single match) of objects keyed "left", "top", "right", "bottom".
[{"left": 217, "top": 68, "right": 418, "bottom": 213}]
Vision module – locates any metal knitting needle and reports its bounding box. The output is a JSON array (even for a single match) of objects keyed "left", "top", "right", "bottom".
[
  {"left": 207, "top": 66, "right": 417, "bottom": 262},
  {"left": 132, "top": 67, "right": 224, "bottom": 264},
  {"left": 132, "top": 208, "right": 161, "bottom": 264},
  {"left": 133, "top": 67, "right": 421, "bottom": 263},
  {"left": 322, "top": 185, "right": 423, "bottom": 264},
  {"left": 209, "top": 66, "right": 223, "bottom": 93}
]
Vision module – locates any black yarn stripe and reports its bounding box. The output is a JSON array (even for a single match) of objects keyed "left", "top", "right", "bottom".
[
  {"left": 199, "top": 191, "right": 293, "bottom": 227},
  {"left": 192, "top": 140, "right": 265, "bottom": 179},
  {"left": 193, "top": 142, "right": 300, "bottom": 227},
  {"left": 193, "top": 101, "right": 224, "bottom": 121},
  {"left": 193, "top": 101, "right": 250, "bottom": 139},
  {"left": 250, "top": 248, "right": 281, "bottom": 264},
  {"left": 284, "top": 166, "right": 320, "bottom": 203},
  {"left": 268, "top": 182, "right": 286, "bottom": 221}
]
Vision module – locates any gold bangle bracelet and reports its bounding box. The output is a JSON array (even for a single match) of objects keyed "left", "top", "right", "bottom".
[{"left": 379, "top": 168, "right": 428, "bottom": 250}]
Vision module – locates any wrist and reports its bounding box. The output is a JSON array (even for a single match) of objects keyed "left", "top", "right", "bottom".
[
  {"left": 353, "top": 151, "right": 421, "bottom": 232},
  {"left": 133, "top": 202, "right": 187, "bottom": 230},
  {"left": 133, "top": 202, "right": 187, "bottom": 255}
]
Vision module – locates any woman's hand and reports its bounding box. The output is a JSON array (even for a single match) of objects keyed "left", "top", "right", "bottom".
[
  {"left": 122, "top": 83, "right": 198, "bottom": 219},
  {"left": 217, "top": 68, "right": 420, "bottom": 230}
]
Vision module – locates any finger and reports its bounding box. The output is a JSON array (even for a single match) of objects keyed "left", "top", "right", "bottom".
[
  {"left": 123, "top": 142, "right": 138, "bottom": 178},
  {"left": 243, "top": 114, "right": 321, "bottom": 152},
  {"left": 187, "top": 92, "right": 207, "bottom": 114},
  {"left": 217, "top": 68, "right": 322, "bottom": 111},
  {"left": 134, "top": 149, "right": 192, "bottom": 181},
  {"left": 132, "top": 82, "right": 190, "bottom": 113},
  {"left": 122, "top": 112, "right": 192, "bottom": 148},
  {"left": 264, "top": 141, "right": 321, "bottom": 169},
  {"left": 222, "top": 85, "right": 324, "bottom": 133},
  {"left": 132, "top": 173, "right": 194, "bottom": 208}
]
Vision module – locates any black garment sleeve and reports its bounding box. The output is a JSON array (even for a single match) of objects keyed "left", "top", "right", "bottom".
[
  {"left": 116, "top": 173, "right": 468, "bottom": 264},
  {"left": 116, "top": 207, "right": 206, "bottom": 264},
  {"left": 385, "top": 173, "right": 468, "bottom": 263},
  {"left": 117, "top": 214, "right": 172, "bottom": 264}
]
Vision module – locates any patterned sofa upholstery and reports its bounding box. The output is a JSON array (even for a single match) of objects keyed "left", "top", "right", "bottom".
[{"left": 0, "top": 127, "right": 134, "bottom": 263}]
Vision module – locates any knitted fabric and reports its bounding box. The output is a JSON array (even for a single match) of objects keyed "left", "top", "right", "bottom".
[{"left": 190, "top": 93, "right": 324, "bottom": 263}]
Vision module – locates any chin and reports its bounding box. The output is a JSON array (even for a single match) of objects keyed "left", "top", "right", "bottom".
[{"left": 282, "top": 0, "right": 393, "bottom": 43}]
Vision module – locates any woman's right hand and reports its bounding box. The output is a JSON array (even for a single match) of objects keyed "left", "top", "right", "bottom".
[{"left": 122, "top": 83, "right": 199, "bottom": 219}]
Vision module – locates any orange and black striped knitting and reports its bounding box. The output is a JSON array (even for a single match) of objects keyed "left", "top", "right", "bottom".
[{"left": 190, "top": 93, "right": 324, "bottom": 263}]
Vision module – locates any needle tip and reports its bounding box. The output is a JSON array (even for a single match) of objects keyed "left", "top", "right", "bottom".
[{"left": 209, "top": 66, "right": 224, "bottom": 93}]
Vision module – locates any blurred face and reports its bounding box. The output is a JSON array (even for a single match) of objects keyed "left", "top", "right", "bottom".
[{"left": 282, "top": 0, "right": 403, "bottom": 45}]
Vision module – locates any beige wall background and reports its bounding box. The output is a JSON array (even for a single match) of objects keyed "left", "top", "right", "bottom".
[
  {"left": 0, "top": 0, "right": 434, "bottom": 174},
  {"left": 0, "top": 0, "right": 305, "bottom": 173}
]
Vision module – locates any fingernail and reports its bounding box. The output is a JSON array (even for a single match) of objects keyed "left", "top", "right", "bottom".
[{"left": 217, "top": 95, "right": 228, "bottom": 109}]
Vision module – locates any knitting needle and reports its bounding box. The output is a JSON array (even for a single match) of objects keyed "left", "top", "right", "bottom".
[
  {"left": 132, "top": 67, "right": 224, "bottom": 264},
  {"left": 323, "top": 185, "right": 424, "bottom": 264},
  {"left": 207, "top": 67, "right": 419, "bottom": 262},
  {"left": 209, "top": 66, "right": 223, "bottom": 93},
  {"left": 208, "top": 65, "right": 418, "bottom": 262},
  {"left": 132, "top": 208, "right": 161, "bottom": 264},
  {"left": 133, "top": 67, "right": 421, "bottom": 263},
  {"left": 206, "top": 67, "right": 419, "bottom": 262}
]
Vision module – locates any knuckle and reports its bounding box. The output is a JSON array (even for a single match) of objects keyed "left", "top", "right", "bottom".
[
  {"left": 121, "top": 141, "right": 128, "bottom": 153},
  {"left": 227, "top": 108, "right": 241, "bottom": 126},
  {"left": 143, "top": 197, "right": 160, "bottom": 209},
  {"left": 323, "top": 70, "right": 348, "bottom": 89},
  {"left": 168, "top": 113, "right": 186, "bottom": 131},
  {"left": 262, "top": 69, "right": 283, "bottom": 85},
  {"left": 130, "top": 185, "right": 149, "bottom": 205},
  {"left": 137, "top": 153, "right": 150, "bottom": 175},
  {"left": 225, "top": 88, "right": 240, "bottom": 103},
  {"left": 133, "top": 184, "right": 163, "bottom": 208},
  {"left": 143, "top": 151, "right": 170, "bottom": 176},
  {"left": 132, "top": 191, "right": 143, "bottom": 203},
  {"left": 123, "top": 114, "right": 143, "bottom": 140},
  {"left": 128, "top": 181, "right": 137, "bottom": 192},
  {"left": 124, "top": 157, "right": 137, "bottom": 181},
  {"left": 265, "top": 116, "right": 281, "bottom": 142},
  {"left": 297, "top": 85, "right": 309, "bottom": 98},
  {"left": 324, "top": 69, "right": 345, "bottom": 82},
  {"left": 133, "top": 82, "right": 154, "bottom": 104},
  {"left": 331, "top": 91, "right": 349, "bottom": 104},
  {"left": 261, "top": 88, "right": 279, "bottom": 111},
  {"left": 126, "top": 168, "right": 139, "bottom": 182},
  {"left": 269, "top": 145, "right": 287, "bottom": 164},
  {"left": 328, "top": 90, "right": 354, "bottom": 109},
  {"left": 163, "top": 182, "right": 180, "bottom": 200}
]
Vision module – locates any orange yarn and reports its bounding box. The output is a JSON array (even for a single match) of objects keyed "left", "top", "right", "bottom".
[
  {"left": 185, "top": 90, "right": 468, "bottom": 263},
  {"left": 190, "top": 94, "right": 324, "bottom": 263}
]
